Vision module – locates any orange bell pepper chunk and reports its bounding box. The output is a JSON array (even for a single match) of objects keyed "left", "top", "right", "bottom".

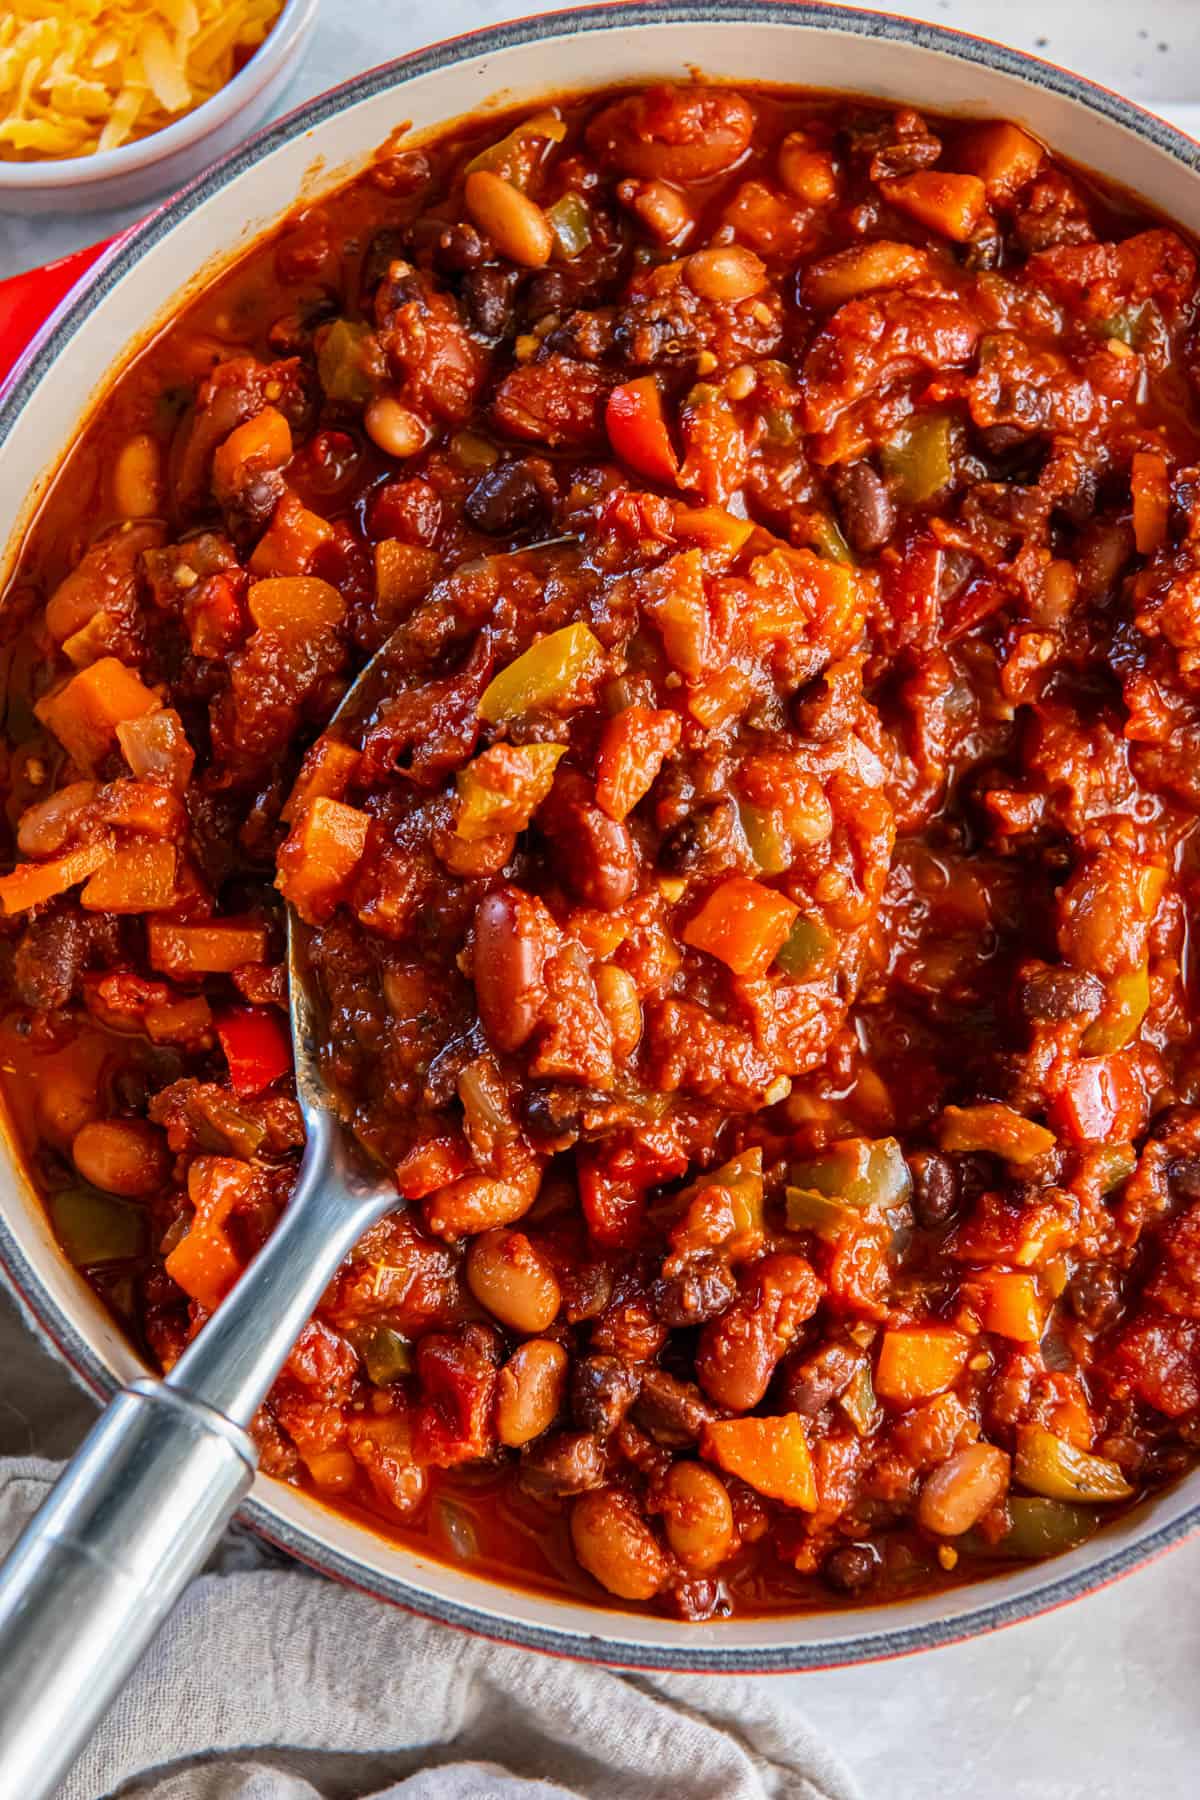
[
  {"left": 0, "top": 834, "right": 113, "bottom": 915},
  {"left": 282, "top": 736, "right": 362, "bottom": 824},
  {"left": 879, "top": 171, "right": 988, "bottom": 242},
  {"left": 682, "top": 874, "right": 799, "bottom": 977},
  {"left": 148, "top": 919, "right": 269, "bottom": 977},
  {"left": 249, "top": 493, "right": 336, "bottom": 577},
  {"left": 702, "top": 1414, "right": 817, "bottom": 1509},
  {"left": 248, "top": 575, "right": 345, "bottom": 636},
  {"left": 81, "top": 841, "right": 177, "bottom": 912},
  {"left": 606, "top": 376, "right": 680, "bottom": 485},
  {"left": 875, "top": 1326, "right": 970, "bottom": 1404},
  {"left": 276, "top": 796, "right": 371, "bottom": 923},
  {"left": 959, "top": 121, "right": 1045, "bottom": 203},
  {"left": 165, "top": 1156, "right": 254, "bottom": 1312},
  {"left": 969, "top": 1268, "right": 1047, "bottom": 1342},
  {"left": 36, "top": 657, "right": 161, "bottom": 773}
]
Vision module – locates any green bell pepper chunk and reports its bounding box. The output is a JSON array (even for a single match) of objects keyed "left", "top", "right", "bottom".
[
  {"left": 363, "top": 1325, "right": 415, "bottom": 1387},
  {"left": 882, "top": 413, "right": 956, "bottom": 503},
  {"left": 964, "top": 1495, "right": 1100, "bottom": 1560},
  {"left": 50, "top": 1187, "right": 145, "bottom": 1267},
  {"left": 739, "top": 802, "right": 791, "bottom": 875},
  {"left": 785, "top": 1186, "right": 858, "bottom": 1239},
  {"left": 838, "top": 1360, "right": 879, "bottom": 1436},
  {"left": 317, "top": 319, "right": 382, "bottom": 407},
  {"left": 1082, "top": 965, "right": 1150, "bottom": 1054},
  {"left": 547, "top": 192, "right": 592, "bottom": 259},
  {"left": 789, "top": 1136, "right": 912, "bottom": 1209},
  {"left": 775, "top": 915, "right": 834, "bottom": 979},
  {"left": 478, "top": 623, "right": 604, "bottom": 724}
]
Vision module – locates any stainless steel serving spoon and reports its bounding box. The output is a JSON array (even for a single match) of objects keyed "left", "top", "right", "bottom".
[{"left": 0, "top": 538, "right": 577, "bottom": 1799}]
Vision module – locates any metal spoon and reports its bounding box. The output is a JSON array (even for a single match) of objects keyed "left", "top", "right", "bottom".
[{"left": 0, "top": 537, "right": 577, "bottom": 1799}]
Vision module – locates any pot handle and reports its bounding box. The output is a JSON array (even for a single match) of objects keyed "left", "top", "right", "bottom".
[
  {"left": 0, "top": 238, "right": 114, "bottom": 386},
  {"left": 0, "top": 1380, "right": 255, "bottom": 1798}
]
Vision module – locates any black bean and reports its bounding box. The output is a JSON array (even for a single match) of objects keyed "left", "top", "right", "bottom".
[
  {"left": 659, "top": 1575, "right": 725, "bottom": 1621},
  {"left": 823, "top": 1543, "right": 879, "bottom": 1594},
  {"left": 524, "top": 269, "right": 575, "bottom": 319},
  {"left": 779, "top": 1344, "right": 858, "bottom": 1417},
  {"left": 432, "top": 222, "right": 487, "bottom": 274},
  {"left": 461, "top": 263, "right": 521, "bottom": 338},
  {"left": 560, "top": 1263, "right": 614, "bottom": 1324},
  {"left": 1170, "top": 1158, "right": 1200, "bottom": 1201},
  {"left": 908, "top": 1151, "right": 960, "bottom": 1229},
  {"left": 464, "top": 459, "right": 550, "bottom": 534},
  {"left": 360, "top": 228, "right": 410, "bottom": 297},
  {"left": 832, "top": 461, "right": 895, "bottom": 553},
  {"left": 572, "top": 1355, "right": 642, "bottom": 1436},
  {"left": 518, "top": 1429, "right": 607, "bottom": 1498},
  {"left": 1066, "top": 1262, "right": 1122, "bottom": 1330},
  {"left": 657, "top": 801, "right": 738, "bottom": 876},
  {"left": 652, "top": 1256, "right": 738, "bottom": 1328},
  {"left": 976, "top": 423, "right": 1035, "bottom": 458},
  {"left": 1019, "top": 965, "right": 1105, "bottom": 1025},
  {"left": 635, "top": 1369, "right": 718, "bottom": 1446}
]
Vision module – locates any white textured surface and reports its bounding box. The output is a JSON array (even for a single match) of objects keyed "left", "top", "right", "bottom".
[{"left": 1, "top": 3, "right": 1199, "bottom": 1794}]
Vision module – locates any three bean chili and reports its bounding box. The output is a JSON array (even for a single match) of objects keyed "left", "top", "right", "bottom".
[{"left": 3, "top": 81, "right": 1200, "bottom": 1619}]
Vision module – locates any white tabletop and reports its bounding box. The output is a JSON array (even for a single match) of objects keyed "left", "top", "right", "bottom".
[{"left": 3, "top": 4, "right": 1199, "bottom": 1795}]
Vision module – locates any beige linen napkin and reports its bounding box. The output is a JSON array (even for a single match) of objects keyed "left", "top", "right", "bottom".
[{"left": 0, "top": 1282, "right": 862, "bottom": 1800}]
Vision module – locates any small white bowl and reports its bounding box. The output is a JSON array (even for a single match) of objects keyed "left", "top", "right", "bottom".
[{"left": 0, "top": 0, "right": 319, "bottom": 215}]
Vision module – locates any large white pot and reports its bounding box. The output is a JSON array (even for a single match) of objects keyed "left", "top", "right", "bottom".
[{"left": 1, "top": 1, "right": 1198, "bottom": 1673}]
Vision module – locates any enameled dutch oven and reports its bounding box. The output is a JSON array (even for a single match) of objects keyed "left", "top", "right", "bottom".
[{"left": 2, "top": 1, "right": 1199, "bottom": 1674}]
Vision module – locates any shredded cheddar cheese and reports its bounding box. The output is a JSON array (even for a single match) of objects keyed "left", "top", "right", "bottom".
[{"left": 0, "top": 0, "right": 284, "bottom": 162}]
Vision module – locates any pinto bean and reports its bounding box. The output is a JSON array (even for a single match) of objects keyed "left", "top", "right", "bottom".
[
  {"left": 496, "top": 1338, "right": 568, "bottom": 1446},
  {"left": 473, "top": 886, "right": 549, "bottom": 1052},
  {"left": 464, "top": 172, "right": 554, "bottom": 269},
  {"left": 695, "top": 1253, "right": 821, "bottom": 1412},
  {"left": 570, "top": 1487, "right": 671, "bottom": 1599},
  {"left": 424, "top": 1166, "right": 541, "bottom": 1239},
  {"left": 832, "top": 461, "right": 895, "bottom": 553},
  {"left": 72, "top": 1119, "right": 168, "bottom": 1198},
  {"left": 917, "top": 1444, "right": 1010, "bottom": 1536},
  {"left": 466, "top": 1228, "right": 561, "bottom": 1332},
  {"left": 659, "top": 1462, "right": 734, "bottom": 1571}
]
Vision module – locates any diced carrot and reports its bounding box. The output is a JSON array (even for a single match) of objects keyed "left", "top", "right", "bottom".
[
  {"left": 682, "top": 874, "right": 799, "bottom": 978},
  {"left": 148, "top": 919, "right": 269, "bottom": 977},
  {"left": 62, "top": 610, "right": 118, "bottom": 668},
  {"left": 959, "top": 121, "right": 1045, "bottom": 203},
  {"left": 0, "top": 835, "right": 113, "bottom": 915},
  {"left": 95, "top": 782, "right": 184, "bottom": 837},
  {"left": 746, "top": 547, "right": 862, "bottom": 645},
  {"left": 802, "top": 240, "right": 930, "bottom": 309},
  {"left": 969, "top": 1268, "right": 1047, "bottom": 1341},
  {"left": 702, "top": 1414, "right": 817, "bottom": 1509},
  {"left": 595, "top": 706, "right": 681, "bottom": 821},
  {"left": 211, "top": 406, "right": 293, "bottom": 498},
  {"left": 1051, "top": 1053, "right": 1148, "bottom": 1144},
  {"left": 605, "top": 376, "right": 680, "bottom": 485},
  {"left": 247, "top": 575, "right": 345, "bottom": 636},
  {"left": 875, "top": 1326, "right": 970, "bottom": 1404},
  {"left": 36, "top": 657, "right": 161, "bottom": 772},
  {"left": 116, "top": 709, "right": 195, "bottom": 790},
  {"left": 375, "top": 539, "right": 440, "bottom": 616},
  {"left": 281, "top": 736, "right": 361, "bottom": 823},
  {"left": 879, "top": 172, "right": 988, "bottom": 242},
  {"left": 1131, "top": 450, "right": 1169, "bottom": 556},
  {"left": 276, "top": 796, "right": 371, "bottom": 924},
  {"left": 81, "top": 842, "right": 177, "bottom": 912},
  {"left": 248, "top": 493, "right": 336, "bottom": 577},
  {"left": 143, "top": 995, "right": 214, "bottom": 1046}
]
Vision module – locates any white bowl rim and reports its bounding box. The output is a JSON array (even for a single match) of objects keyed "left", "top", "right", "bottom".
[
  {"left": 2, "top": 0, "right": 1200, "bottom": 1672},
  {"left": 0, "top": 0, "right": 318, "bottom": 191}
]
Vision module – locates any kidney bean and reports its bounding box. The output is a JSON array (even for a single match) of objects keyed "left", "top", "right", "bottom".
[
  {"left": 496, "top": 1338, "right": 568, "bottom": 1447},
  {"left": 570, "top": 1487, "right": 671, "bottom": 1600},
  {"left": 695, "top": 1254, "right": 821, "bottom": 1412},
  {"left": 832, "top": 461, "right": 895, "bottom": 553},
  {"left": 572, "top": 1354, "right": 642, "bottom": 1436},
  {"left": 519, "top": 1429, "right": 607, "bottom": 1498},
  {"left": 917, "top": 1444, "right": 1010, "bottom": 1536},
  {"left": 473, "top": 886, "right": 550, "bottom": 1053},
  {"left": 540, "top": 769, "right": 637, "bottom": 911}
]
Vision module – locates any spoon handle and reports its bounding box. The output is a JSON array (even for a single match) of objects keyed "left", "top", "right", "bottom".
[{"left": 0, "top": 1108, "right": 391, "bottom": 1799}]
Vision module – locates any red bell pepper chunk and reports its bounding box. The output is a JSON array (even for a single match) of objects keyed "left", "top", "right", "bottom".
[
  {"left": 216, "top": 1005, "right": 292, "bottom": 1098},
  {"left": 1052, "top": 1052, "right": 1148, "bottom": 1144},
  {"left": 605, "top": 377, "right": 680, "bottom": 485}
]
